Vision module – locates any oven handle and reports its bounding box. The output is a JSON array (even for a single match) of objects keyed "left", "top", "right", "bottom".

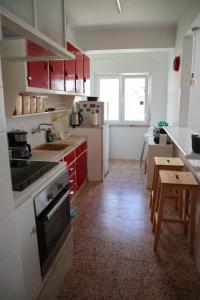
[{"left": 46, "top": 190, "right": 70, "bottom": 220}]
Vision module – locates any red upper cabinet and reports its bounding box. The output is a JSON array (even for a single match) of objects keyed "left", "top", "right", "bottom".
[
  {"left": 49, "top": 60, "right": 64, "bottom": 91},
  {"left": 83, "top": 54, "right": 90, "bottom": 94},
  {"left": 65, "top": 43, "right": 76, "bottom": 93},
  {"left": 75, "top": 49, "right": 84, "bottom": 94},
  {"left": 26, "top": 40, "right": 50, "bottom": 89}
]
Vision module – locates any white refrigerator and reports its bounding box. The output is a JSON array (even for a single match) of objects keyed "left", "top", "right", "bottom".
[
  {"left": 75, "top": 101, "right": 109, "bottom": 126},
  {"left": 69, "top": 124, "right": 109, "bottom": 181}
]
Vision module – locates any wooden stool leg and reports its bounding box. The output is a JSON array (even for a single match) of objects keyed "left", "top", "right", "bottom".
[
  {"left": 179, "top": 190, "right": 183, "bottom": 219},
  {"left": 189, "top": 188, "right": 197, "bottom": 255},
  {"left": 154, "top": 185, "right": 166, "bottom": 252},
  {"left": 152, "top": 179, "right": 161, "bottom": 232},
  {"left": 184, "top": 190, "right": 189, "bottom": 236},
  {"left": 151, "top": 169, "right": 159, "bottom": 222},
  {"left": 150, "top": 165, "right": 156, "bottom": 208}
]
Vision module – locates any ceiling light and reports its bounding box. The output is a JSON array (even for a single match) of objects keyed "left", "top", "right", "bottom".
[
  {"left": 116, "top": 0, "right": 122, "bottom": 13},
  {"left": 188, "top": 27, "right": 200, "bottom": 87}
]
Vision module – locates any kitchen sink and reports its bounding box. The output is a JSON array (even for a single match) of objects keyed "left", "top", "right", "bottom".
[{"left": 34, "top": 143, "right": 69, "bottom": 151}]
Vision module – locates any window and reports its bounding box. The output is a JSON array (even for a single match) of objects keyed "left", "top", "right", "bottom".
[{"left": 96, "top": 74, "right": 150, "bottom": 124}]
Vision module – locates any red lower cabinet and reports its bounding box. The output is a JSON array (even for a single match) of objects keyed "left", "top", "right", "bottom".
[{"left": 76, "top": 151, "right": 87, "bottom": 190}]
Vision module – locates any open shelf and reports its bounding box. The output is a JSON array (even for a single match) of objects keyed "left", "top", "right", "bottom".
[{"left": 12, "top": 109, "right": 68, "bottom": 118}]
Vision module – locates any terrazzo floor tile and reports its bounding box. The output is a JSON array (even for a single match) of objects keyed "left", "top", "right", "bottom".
[{"left": 57, "top": 160, "right": 200, "bottom": 300}]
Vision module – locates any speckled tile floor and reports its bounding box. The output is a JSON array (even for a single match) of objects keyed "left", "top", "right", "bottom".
[{"left": 57, "top": 160, "right": 200, "bottom": 300}]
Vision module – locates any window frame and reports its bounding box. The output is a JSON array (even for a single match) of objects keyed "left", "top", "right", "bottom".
[{"left": 95, "top": 73, "right": 151, "bottom": 125}]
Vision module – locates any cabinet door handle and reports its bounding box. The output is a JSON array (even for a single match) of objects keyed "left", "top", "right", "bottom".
[
  {"left": 31, "top": 225, "right": 37, "bottom": 236},
  {"left": 27, "top": 76, "right": 32, "bottom": 81},
  {"left": 64, "top": 70, "right": 68, "bottom": 76},
  {"left": 50, "top": 65, "right": 54, "bottom": 72},
  {"left": 44, "top": 62, "right": 48, "bottom": 70}
]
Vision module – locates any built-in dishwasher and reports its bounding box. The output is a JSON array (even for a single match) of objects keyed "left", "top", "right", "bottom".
[{"left": 34, "top": 169, "right": 71, "bottom": 276}]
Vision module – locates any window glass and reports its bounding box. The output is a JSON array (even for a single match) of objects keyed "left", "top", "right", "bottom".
[
  {"left": 124, "top": 77, "right": 146, "bottom": 121},
  {"left": 99, "top": 78, "right": 119, "bottom": 121}
]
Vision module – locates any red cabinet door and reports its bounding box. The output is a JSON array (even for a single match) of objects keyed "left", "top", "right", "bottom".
[
  {"left": 26, "top": 40, "right": 50, "bottom": 89},
  {"left": 75, "top": 49, "right": 84, "bottom": 94},
  {"left": 49, "top": 60, "right": 64, "bottom": 91},
  {"left": 83, "top": 55, "right": 90, "bottom": 94},
  {"left": 76, "top": 151, "right": 87, "bottom": 190},
  {"left": 65, "top": 42, "right": 76, "bottom": 93}
]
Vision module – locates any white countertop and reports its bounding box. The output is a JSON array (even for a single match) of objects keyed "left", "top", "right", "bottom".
[
  {"left": 163, "top": 126, "right": 199, "bottom": 158},
  {"left": 31, "top": 135, "right": 87, "bottom": 162},
  {"left": 13, "top": 135, "right": 87, "bottom": 208},
  {"left": 164, "top": 126, "right": 200, "bottom": 182}
]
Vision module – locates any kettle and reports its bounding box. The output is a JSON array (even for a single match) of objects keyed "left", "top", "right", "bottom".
[{"left": 71, "top": 112, "right": 83, "bottom": 127}]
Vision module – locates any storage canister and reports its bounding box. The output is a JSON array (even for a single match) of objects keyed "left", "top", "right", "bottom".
[
  {"left": 36, "top": 97, "right": 43, "bottom": 113},
  {"left": 15, "top": 94, "right": 23, "bottom": 115},
  {"left": 30, "top": 96, "right": 37, "bottom": 114},
  {"left": 23, "top": 95, "right": 31, "bottom": 114}
]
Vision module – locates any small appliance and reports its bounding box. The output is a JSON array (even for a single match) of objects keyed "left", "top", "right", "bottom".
[
  {"left": 7, "top": 130, "right": 32, "bottom": 159},
  {"left": 76, "top": 101, "right": 109, "bottom": 126},
  {"left": 71, "top": 112, "right": 83, "bottom": 127}
]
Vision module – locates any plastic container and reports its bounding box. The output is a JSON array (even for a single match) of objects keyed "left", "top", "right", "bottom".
[{"left": 22, "top": 96, "right": 31, "bottom": 114}]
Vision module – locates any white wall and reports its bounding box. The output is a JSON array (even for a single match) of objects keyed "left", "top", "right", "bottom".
[
  {"left": 90, "top": 51, "right": 169, "bottom": 159},
  {"left": 76, "top": 26, "right": 176, "bottom": 51},
  {"left": 187, "top": 31, "right": 200, "bottom": 133}
]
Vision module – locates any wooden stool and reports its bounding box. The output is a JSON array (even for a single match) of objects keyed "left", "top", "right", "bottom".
[
  {"left": 153, "top": 170, "right": 198, "bottom": 254},
  {"left": 150, "top": 157, "right": 184, "bottom": 222}
]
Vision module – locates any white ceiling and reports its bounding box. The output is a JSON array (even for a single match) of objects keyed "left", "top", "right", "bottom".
[{"left": 66, "top": 0, "right": 188, "bottom": 29}]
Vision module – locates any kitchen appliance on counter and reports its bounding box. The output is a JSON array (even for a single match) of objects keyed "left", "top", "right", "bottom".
[
  {"left": 8, "top": 130, "right": 32, "bottom": 159},
  {"left": 75, "top": 101, "right": 108, "bottom": 126},
  {"left": 34, "top": 169, "right": 71, "bottom": 276},
  {"left": 10, "top": 159, "right": 58, "bottom": 191},
  {"left": 71, "top": 111, "right": 83, "bottom": 127}
]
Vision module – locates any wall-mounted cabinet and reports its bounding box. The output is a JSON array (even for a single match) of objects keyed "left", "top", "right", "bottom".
[
  {"left": 0, "top": 39, "right": 85, "bottom": 116},
  {"left": 67, "top": 42, "right": 90, "bottom": 95}
]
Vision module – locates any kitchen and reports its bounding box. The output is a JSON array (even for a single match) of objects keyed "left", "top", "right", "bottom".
[{"left": 1, "top": 1, "right": 200, "bottom": 300}]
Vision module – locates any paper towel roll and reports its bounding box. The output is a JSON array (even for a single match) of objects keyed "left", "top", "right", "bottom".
[{"left": 91, "top": 113, "right": 98, "bottom": 126}]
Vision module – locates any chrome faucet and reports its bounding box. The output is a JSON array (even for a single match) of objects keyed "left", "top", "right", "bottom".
[{"left": 31, "top": 123, "right": 53, "bottom": 134}]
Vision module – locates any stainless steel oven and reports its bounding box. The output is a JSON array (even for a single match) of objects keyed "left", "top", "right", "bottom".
[{"left": 34, "top": 169, "right": 71, "bottom": 276}]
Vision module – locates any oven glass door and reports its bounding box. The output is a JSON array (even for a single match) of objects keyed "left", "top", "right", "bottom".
[{"left": 36, "top": 189, "right": 70, "bottom": 271}]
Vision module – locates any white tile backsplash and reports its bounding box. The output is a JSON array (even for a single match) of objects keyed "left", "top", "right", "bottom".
[
  {"left": 0, "top": 132, "right": 10, "bottom": 178},
  {"left": 0, "top": 214, "right": 18, "bottom": 265},
  {"left": 0, "top": 175, "right": 14, "bottom": 223},
  {"left": 6, "top": 113, "right": 52, "bottom": 148}
]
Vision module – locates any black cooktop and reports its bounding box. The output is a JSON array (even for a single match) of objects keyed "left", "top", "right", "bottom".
[{"left": 10, "top": 159, "right": 58, "bottom": 191}]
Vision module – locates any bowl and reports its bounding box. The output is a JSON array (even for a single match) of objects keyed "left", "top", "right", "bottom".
[{"left": 87, "top": 96, "right": 98, "bottom": 101}]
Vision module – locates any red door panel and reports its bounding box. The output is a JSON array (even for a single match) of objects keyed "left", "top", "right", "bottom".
[
  {"left": 27, "top": 61, "right": 49, "bottom": 88},
  {"left": 83, "top": 55, "right": 90, "bottom": 94},
  {"left": 75, "top": 49, "right": 84, "bottom": 94},
  {"left": 64, "top": 60, "right": 76, "bottom": 92},
  {"left": 76, "top": 151, "right": 87, "bottom": 190},
  {"left": 49, "top": 60, "right": 64, "bottom": 91},
  {"left": 65, "top": 42, "right": 76, "bottom": 93},
  {"left": 26, "top": 40, "right": 51, "bottom": 89}
]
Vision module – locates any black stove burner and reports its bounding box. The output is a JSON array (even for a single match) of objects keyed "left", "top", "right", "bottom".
[{"left": 10, "top": 159, "right": 58, "bottom": 191}]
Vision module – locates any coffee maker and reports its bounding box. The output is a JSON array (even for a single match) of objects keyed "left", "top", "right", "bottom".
[{"left": 7, "top": 130, "right": 32, "bottom": 159}]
